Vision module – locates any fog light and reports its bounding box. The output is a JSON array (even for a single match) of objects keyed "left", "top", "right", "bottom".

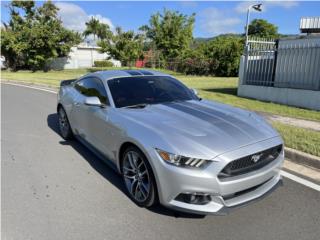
[{"left": 175, "top": 193, "right": 211, "bottom": 205}]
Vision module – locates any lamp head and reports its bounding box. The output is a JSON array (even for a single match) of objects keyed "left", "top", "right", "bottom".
[{"left": 252, "top": 4, "right": 262, "bottom": 12}]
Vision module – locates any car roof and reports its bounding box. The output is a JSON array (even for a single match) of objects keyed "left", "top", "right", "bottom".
[{"left": 82, "top": 69, "right": 171, "bottom": 82}]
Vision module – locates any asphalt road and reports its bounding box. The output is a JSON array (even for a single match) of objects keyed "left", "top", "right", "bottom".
[{"left": 2, "top": 83, "right": 320, "bottom": 240}]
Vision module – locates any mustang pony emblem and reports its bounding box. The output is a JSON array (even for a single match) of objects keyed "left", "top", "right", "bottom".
[{"left": 251, "top": 153, "right": 264, "bottom": 163}]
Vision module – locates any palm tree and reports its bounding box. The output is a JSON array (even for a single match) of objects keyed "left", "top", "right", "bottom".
[
  {"left": 83, "top": 17, "right": 100, "bottom": 40},
  {"left": 97, "top": 23, "right": 111, "bottom": 40}
]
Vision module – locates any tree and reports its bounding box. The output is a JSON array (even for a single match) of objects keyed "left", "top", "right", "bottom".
[
  {"left": 98, "top": 27, "right": 144, "bottom": 66},
  {"left": 83, "top": 17, "right": 100, "bottom": 40},
  {"left": 248, "top": 19, "right": 279, "bottom": 39},
  {"left": 83, "top": 18, "right": 112, "bottom": 42},
  {"left": 96, "top": 23, "right": 112, "bottom": 40},
  {"left": 1, "top": 0, "right": 81, "bottom": 71},
  {"left": 202, "top": 36, "right": 243, "bottom": 77},
  {"left": 140, "top": 9, "right": 195, "bottom": 62}
]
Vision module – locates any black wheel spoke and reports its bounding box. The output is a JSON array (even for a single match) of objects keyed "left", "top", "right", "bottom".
[
  {"left": 123, "top": 166, "right": 135, "bottom": 173},
  {"left": 130, "top": 179, "right": 138, "bottom": 196},
  {"left": 123, "top": 174, "right": 135, "bottom": 180},
  {"left": 139, "top": 184, "right": 146, "bottom": 199}
]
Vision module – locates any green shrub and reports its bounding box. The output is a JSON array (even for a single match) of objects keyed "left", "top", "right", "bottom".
[{"left": 94, "top": 60, "right": 114, "bottom": 67}]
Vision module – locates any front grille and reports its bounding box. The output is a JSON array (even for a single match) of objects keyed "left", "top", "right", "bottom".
[{"left": 218, "top": 144, "right": 283, "bottom": 179}]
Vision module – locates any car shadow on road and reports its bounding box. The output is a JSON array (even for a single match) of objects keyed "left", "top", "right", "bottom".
[{"left": 47, "top": 113, "right": 205, "bottom": 219}]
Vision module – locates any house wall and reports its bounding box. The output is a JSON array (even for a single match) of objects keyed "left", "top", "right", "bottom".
[{"left": 47, "top": 46, "right": 121, "bottom": 70}]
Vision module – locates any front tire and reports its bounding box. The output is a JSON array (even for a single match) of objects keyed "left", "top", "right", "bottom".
[
  {"left": 58, "top": 107, "right": 73, "bottom": 140},
  {"left": 121, "top": 146, "right": 157, "bottom": 207}
]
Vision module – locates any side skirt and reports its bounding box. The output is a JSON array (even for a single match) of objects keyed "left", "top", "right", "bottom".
[{"left": 75, "top": 135, "right": 119, "bottom": 173}]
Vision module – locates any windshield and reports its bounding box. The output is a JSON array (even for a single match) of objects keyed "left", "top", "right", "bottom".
[{"left": 108, "top": 76, "right": 198, "bottom": 108}]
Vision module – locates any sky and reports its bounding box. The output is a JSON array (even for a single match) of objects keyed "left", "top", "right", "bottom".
[{"left": 1, "top": 1, "right": 320, "bottom": 38}]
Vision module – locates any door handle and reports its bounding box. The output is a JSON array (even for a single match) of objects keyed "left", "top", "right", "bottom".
[{"left": 74, "top": 102, "right": 80, "bottom": 106}]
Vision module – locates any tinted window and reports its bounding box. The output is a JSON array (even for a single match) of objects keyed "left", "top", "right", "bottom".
[
  {"left": 108, "top": 76, "right": 197, "bottom": 108},
  {"left": 75, "top": 77, "right": 109, "bottom": 105}
]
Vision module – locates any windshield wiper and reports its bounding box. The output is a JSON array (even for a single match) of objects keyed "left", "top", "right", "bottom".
[{"left": 123, "top": 103, "right": 149, "bottom": 109}]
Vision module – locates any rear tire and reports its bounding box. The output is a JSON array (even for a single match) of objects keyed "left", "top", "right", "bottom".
[
  {"left": 121, "top": 146, "right": 158, "bottom": 207},
  {"left": 58, "top": 107, "right": 73, "bottom": 140}
]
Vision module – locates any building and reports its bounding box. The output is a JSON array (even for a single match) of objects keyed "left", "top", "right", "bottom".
[
  {"left": 47, "top": 43, "right": 121, "bottom": 70},
  {"left": 300, "top": 17, "right": 320, "bottom": 35}
]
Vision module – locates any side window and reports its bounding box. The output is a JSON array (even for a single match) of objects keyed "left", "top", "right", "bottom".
[
  {"left": 74, "top": 79, "right": 86, "bottom": 94},
  {"left": 76, "top": 77, "right": 109, "bottom": 105}
]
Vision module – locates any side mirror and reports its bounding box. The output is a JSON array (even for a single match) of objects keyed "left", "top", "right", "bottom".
[
  {"left": 84, "top": 96, "right": 104, "bottom": 107},
  {"left": 190, "top": 88, "right": 198, "bottom": 96}
]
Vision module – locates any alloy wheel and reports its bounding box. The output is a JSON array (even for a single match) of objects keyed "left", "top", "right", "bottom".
[
  {"left": 123, "top": 151, "right": 150, "bottom": 202},
  {"left": 58, "top": 108, "right": 69, "bottom": 138}
]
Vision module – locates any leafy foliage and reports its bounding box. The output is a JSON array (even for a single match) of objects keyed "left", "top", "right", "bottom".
[
  {"left": 165, "top": 36, "right": 243, "bottom": 77},
  {"left": 98, "top": 27, "right": 144, "bottom": 66},
  {"left": 1, "top": 0, "right": 81, "bottom": 71},
  {"left": 201, "top": 36, "right": 244, "bottom": 77},
  {"left": 94, "top": 60, "right": 114, "bottom": 67},
  {"left": 140, "top": 9, "right": 195, "bottom": 61},
  {"left": 248, "top": 19, "right": 279, "bottom": 39},
  {"left": 139, "top": 10, "right": 243, "bottom": 76},
  {"left": 83, "top": 17, "right": 111, "bottom": 40},
  {"left": 1, "top": 3, "right": 280, "bottom": 76}
]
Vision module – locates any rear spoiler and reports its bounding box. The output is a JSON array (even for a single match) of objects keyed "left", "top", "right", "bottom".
[{"left": 60, "top": 79, "right": 76, "bottom": 87}]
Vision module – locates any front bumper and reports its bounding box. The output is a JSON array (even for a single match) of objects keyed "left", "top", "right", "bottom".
[{"left": 146, "top": 136, "right": 284, "bottom": 215}]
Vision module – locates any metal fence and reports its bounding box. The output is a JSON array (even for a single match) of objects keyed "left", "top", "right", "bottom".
[
  {"left": 243, "top": 37, "right": 320, "bottom": 90},
  {"left": 243, "top": 38, "right": 277, "bottom": 87}
]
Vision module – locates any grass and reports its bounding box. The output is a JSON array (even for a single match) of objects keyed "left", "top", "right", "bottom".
[
  {"left": 271, "top": 122, "right": 320, "bottom": 157},
  {"left": 1, "top": 68, "right": 320, "bottom": 156},
  {"left": 1, "top": 69, "right": 87, "bottom": 88},
  {"left": 178, "top": 76, "right": 320, "bottom": 122}
]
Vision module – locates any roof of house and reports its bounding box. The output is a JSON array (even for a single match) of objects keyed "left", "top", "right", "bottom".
[{"left": 85, "top": 69, "right": 171, "bottom": 81}]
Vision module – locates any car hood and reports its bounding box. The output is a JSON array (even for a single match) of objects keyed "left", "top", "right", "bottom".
[{"left": 119, "top": 100, "right": 279, "bottom": 158}]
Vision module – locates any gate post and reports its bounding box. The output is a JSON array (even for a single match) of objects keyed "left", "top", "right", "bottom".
[
  {"left": 242, "top": 44, "right": 250, "bottom": 85},
  {"left": 271, "top": 39, "right": 279, "bottom": 87}
]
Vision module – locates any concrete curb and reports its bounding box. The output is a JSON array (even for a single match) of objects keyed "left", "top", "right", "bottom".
[{"left": 285, "top": 147, "right": 320, "bottom": 170}]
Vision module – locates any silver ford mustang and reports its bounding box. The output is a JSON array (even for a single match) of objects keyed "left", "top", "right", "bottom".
[{"left": 57, "top": 69, "right": 284, "bottom": 215}]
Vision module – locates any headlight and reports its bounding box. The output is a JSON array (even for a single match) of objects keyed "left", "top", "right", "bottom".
[{"left": 156, "top": 149, "right": 210, "bottom": 168}]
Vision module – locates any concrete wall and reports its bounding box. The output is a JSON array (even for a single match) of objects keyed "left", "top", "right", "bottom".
[
  {"left": 47, "top": 46, "right": 121, "bottom": 70},
  {"left": 237, "top": 84, "right": 320, "bottom": 111}
]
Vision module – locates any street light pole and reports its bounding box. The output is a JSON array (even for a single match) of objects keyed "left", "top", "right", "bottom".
[
  {"left": 245, "top": 7, "right": 251, "bottom": 47},
  {"left": 245, "top": 3, "right": 262, "bottom": 48}
]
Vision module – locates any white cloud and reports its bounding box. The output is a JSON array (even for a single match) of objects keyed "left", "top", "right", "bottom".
[
  {"left": 56, "top": 2, "right": 114, "bottom": 33},
  {"left": 200, "top": 8, "right": 241, "bottom": 36},
  {"left": 180, "top": 1, "right": 198, "bottom": 8},
  {"left": 235, "top": 1, "right": 298, "bottom": 14},
  {"left": 56, "top": 2, "right": 87, "bottom": 32}
]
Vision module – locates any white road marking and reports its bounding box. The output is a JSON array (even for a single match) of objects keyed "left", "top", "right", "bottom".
[
  {"left": 1, "top": 82, "right": 57, "bottom": 94},
  {"left": 2, "top": 82, "right": 320, "bottom": 192},
  {"left": 281, "top": 170, "right": 320, "bottom": 192}
]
